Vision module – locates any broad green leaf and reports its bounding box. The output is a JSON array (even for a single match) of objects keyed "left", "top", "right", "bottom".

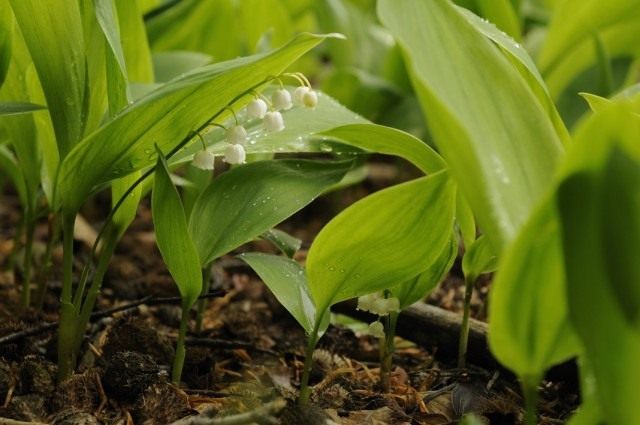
[
  {"left": 260, "top": 229, "right": 302, "bottom": 259},
  {"left": 115, "top": 0, "right": 153, "bottom": 83},
  {"left": 555, "top": 103, "right": 640, "bottom": 423},
  {"left": 188, "top": 159, "right": 352, "bottom": 265},
  {"left": 567, "top": 357, "right": 604, "bottom": 425},
  {"left": 307, "top": 170, "right": 456, "bottom": 314},
  {"left": 239, "top": 253, "right": 315, "bottom": 333},
  {"left": 462, "top": 235, "right": 497, "bottom": 282},
  {"left": 488, "top": 198, "right": 579, "bottom": 381},
  {"left": 391, "top": 234, "right": 457, "bottom": 310},
  {"left": 379, "top": 0, "right": 563, "bottom": 252},
  {"left": 58, "top": 33, "right": 337, "bottom": 213},
  {"left": 95, "top": 0, "right": 128, "bottom": 79},
  {"left": 318, "top": 123, "right": 445, "bottom": 175},
  {"left": 9, "top": 0, "right": 86, "bottom": 157},
  {"left": 0, "top": 102, "right": 46, "bottom": 116},
  {"left": 152, "top": 151, "right": 202, "bottom": 308}
]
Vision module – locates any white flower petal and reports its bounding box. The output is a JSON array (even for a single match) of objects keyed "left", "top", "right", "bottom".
[
  {"left": 272, "top": 89, "right": 293, "bottom": 111},
  {"left": 224, "top": 143, "right": 246, "bottom": 164},
  {"left": 226, "top": 125, "right": 248, "bottom": 145},
  {"left": 192, "top": 150, "right": 215, "bottom": 170},
  {"left": 247, "top": 98, "right": 268, "bottom": 119},
  {"left": 263, "top": 111, "right": 285, "bottom": 132}
]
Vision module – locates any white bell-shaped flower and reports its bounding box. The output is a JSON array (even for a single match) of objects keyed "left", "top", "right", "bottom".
[
  {"left": 294, "top": 86, "right": 310, "bottom": 105},
  {"left": 272, "top": 89, "right": 293, "bottom": 111},
  {"left": 226, "top": 125, "right": 247, "bottom": 145},
  {"left": 302, "top": 90, "right": 318, "bottom": 108},
  {"left": 192, "top": 150, "right": 215, "bottom": 170},
  {"left": 263, "top": 111, "right": 285, "bottom": 132},
  {"left": 368, "top": 321, "right": 385, "bottom": 339},
  {"left": 224, "top": 143, "right": 246, "bottom": 164},
  {"left": 247, "top": 98, "right": 268, "bottom": 119},
  {"left": 369, "top": 297, "right": 400, "bottom": 316},
  {"left": 357, "top": 293, "right": 382, "bottom": 312}
]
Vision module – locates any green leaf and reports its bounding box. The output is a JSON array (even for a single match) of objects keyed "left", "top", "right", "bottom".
[
  {"left": 307, "top": 170, "right": 456, "bottom": 315},
  {"left": 239, "top": 253, "right": 315, "bottom": 333},
  {"left": 379, "top": 0, "right": 564, "bottom": 252},
  {"left": 153, "top": 51, "right": 211, "bottom": 83},
  {"left": 152, "top": 150, "right": 202, "bottom": 308},
  {"left": 0, "top": 2, "right": 12, "bottom": 87},
  {"left": 0, "top": 145, "right": 27, "bottom": 207},
  {"left": 456, "top": 192, "right": 476, "bottom": 249},
  {"left": 556, "top": 104, "right": 640, "bottom": 423},
  {"left": 318, "top": 123, "right": 445, "bottom": 175},
  {"left": 58, "top": 33, "right": 337, "bottom": 213},
  {"left": 391, "top": 234, "right": 457, "bottom": 309},
  {"left": 9, "top": 0, "right": 87, "bottom": 157},
  {"left": 260, "top": 229, "right": 302, "bottom": 258},
  {"left": 488, "top": 198, "right": 579, "bottom": 382},
  {"left": 474, "top": 0, "right": 522, "bottom": 41},
  {"left": 0, "top": 102, "right": 46, "bottom": 116},
  {"left": 95, "top": 0, "right": 128, "bottom": 80},
  {"left": 462, "top": 235, "right": 497, "bottom": 282},
  {"left": 188, "top": 159, "right": 352, "bottom": 265}
]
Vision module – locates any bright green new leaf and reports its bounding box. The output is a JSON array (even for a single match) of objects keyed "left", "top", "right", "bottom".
[
  {"left": 239, "top": 253, "right": 315, "bottom": 333},
  {"left": 152, "top": 151, "right": 202, "bottom": 308},
  {"left": 0, "top": 102, "right": 46, "bottom": 116},
  {"left": 58, "top": 33, "right": 338, "bottom": 213},
  {"left": 307, "top": 170, "right": 456, "bottom": 315},
  {"left": 189, "top": 159, "right": 352, "bottom": 266},
  {"left": 260, "top": 229, "right": 302, "bottom": 259},
  {"left": 318, "top": 123, "right": 445, "bottom": 175},
  {"left": 9, "top": 0, "right": 86, "bottom": 157},
  {"left": 391, "top": 235, "right": 457, "bottom": 310},
  {"left": 488, "top": 198, "right": 579, "bottom": 382},
  {"left": 379, "top": 0, "right": 563, "bottom": 252},
  {"left": 462, "top": 235, "right": 497, "bottom": 282}
]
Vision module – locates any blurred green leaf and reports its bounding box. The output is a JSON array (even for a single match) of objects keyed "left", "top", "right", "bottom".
[
  {"left": 379, "top": 0, "right": 563, "bottom": 252},
  {"left": 9, "top": 0, "right": 86, "bottom": 157},
  {"left": 260, "top": 228, "right": 302, "bottom": 258},
  {"left": 0, "top": 145, "right": 26, "bottom": 206},
  {"left": 153, "top": 51, "right": 212, "bottom": 83},
  {"left": 307, "top": 170, "right": 456, "bottom": 315},
  {"left": 189, "top": 159, "right": 351, "bottom": 265},
  {"left": 58, "top": 33, "right": 336, "bottom": 213},
  {"left": 152, "top": 150, "right": 202, "bottom": 308},
  {"left": 0, "top": 3, "right": 12, "bottom": 87},
  {"left": 475, "top": 0, "right": 522, "bottom": 41},
  {"left": 239, "top": 253, "right": 315, "bottom": 332}
]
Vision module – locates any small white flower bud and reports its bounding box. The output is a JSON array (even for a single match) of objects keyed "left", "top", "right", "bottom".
[
  {"left": 370, "top": 296, "right": 400, "bottom": 316},
  {"left": 192, "top": 150, "right": 215, "bottom": 170},
  {"left": 247, "top": 98, "right": 268, "bottom": 119},
  {"left": 224, "top": 143, "right": 246, "bottom": 164},
  {"left": 272, "top": 89, "right": 293, "bottom": 111},
  {"left": 368, "top": 321, "right": 385, "bottom": 338},
  {"left": 302, "top": 90, "right": 318, "bottom": 108},
  {"left": 357, "top": 293, "right": 381, "bottom": 312},
  {"left": 263, "top": 111, "right": 285, "bottom": 132},
  {"left": 293, "top": 86, "right": 310, "bottom": 105},
  {"left": 226, "top": 125, "right": 247, "bottom": 145}
]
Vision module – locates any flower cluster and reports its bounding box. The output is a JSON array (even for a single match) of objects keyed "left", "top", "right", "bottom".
[
  {"left": 357, "top": 292, "right": 400, "bottom": 316},
  {"left": 191, "top": 78, "right": 318, "bottom": 170}
]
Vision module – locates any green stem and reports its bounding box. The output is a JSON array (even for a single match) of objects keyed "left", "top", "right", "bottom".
[
  {"left": 172, "top": 303, "right": 191, "bottom": 384},
  {"left": 522, "top": 379, "right": 539, "bottom": 425},
  {"left": 72, "top": 231, "right": 118, "bottom": 356},
  {"left": 458, "top": 274, "right": 476, "bottom": 369},
  {"left": 57, "top": 213, "right": 77, "bottom": 382},
  {"left": 298, "top": 321, "right": 321, "bottom": 405},
  {"left": 195, "top": 265, "right": 213, "bottom": 333},
  {"left": 35, "top": 213, "right": 60, "bottom": 311},
  {"left": 380, "top": 312, "right": 398, "bottom": 393},
  {"left": 20, "top": 218, "right": 35, "bottom": 308}
]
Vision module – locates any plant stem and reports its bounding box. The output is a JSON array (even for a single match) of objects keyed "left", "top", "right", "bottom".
[
  {"left": 57, "top": 213, "right": 78, "bottom": 382},
  {"left": 34, "top": 213, "right": 60, "bottom": 311},
  {"left": 72, "top": 231, "right": 118, "bottom": 355},
  {"left": 298, "top": 321, "right": 321, "bottom": 405},
  {"left": 20, "top": 217, "right": 35, "bottom": 308},
  {"left": 458, "top": 274, "right": 476, "bottom": 369},
  {"left": 522, "top": 379, "right": 539, "bottom": 425},
  {"left": 172, "top": 303, "right": 191, "bottom": 384},
  {"left": 195, "top": 265, "right": 212, "bottom": 333},
  {"left": 379, "top": 311, "right": 398, "bottom": 393}
]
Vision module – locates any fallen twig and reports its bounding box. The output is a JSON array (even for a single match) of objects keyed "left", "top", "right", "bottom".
[
  {"left": 0, "top": 291, "right": 226, "bottom": 345},
  {"left": 169, "top": 398, "right": 286, "bottom": 425}
]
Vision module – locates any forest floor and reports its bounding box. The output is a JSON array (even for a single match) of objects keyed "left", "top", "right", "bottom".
[{"left": 0, "top": 160, "right": 579, "bottom": 424}]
